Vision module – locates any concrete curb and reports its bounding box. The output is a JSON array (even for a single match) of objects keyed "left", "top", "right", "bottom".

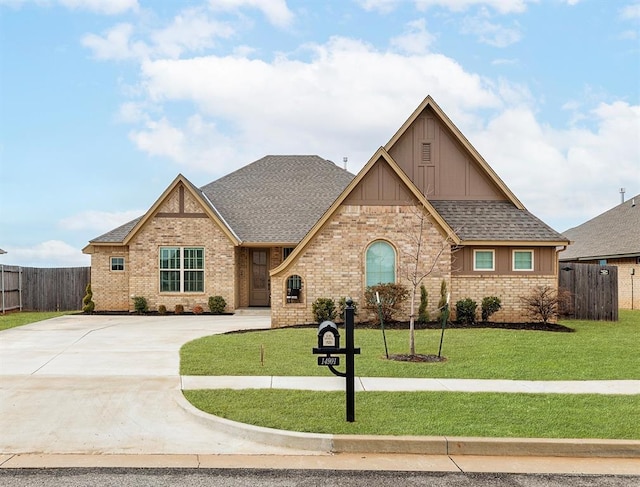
[{"left": 176, "top": 392, "right": 640, "bottom": 458}]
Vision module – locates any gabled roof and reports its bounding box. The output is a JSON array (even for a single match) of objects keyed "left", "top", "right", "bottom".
[
  {"left": 385, "top": 95, "right": 524, "bottom": 208},
  {"left": 271, "top": 147, "right": 459, "bottom": 277},
  {"left": 0, "top": 248, "right": 6, "bottom": 254},
  {"left": 560, "top": 195, "right": 640, "bottom": 261},
  {"left": 86, "top": 156, "right": 354, "bottom": 249},
  {"left": 201, "top": 155, "right": 354, "bottom": 244},
  {"left": 431, "top": 200, "right": 568, "bottom": 245}
]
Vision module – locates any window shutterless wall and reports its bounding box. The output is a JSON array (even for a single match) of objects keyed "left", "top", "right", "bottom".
[{"left": 454, "top": 246, "right": 555, "bottom": 275}]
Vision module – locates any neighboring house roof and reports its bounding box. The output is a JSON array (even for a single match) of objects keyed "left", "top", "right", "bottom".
[
  {"left": 0, "top": 248, "right": 6, "bottom": 254},
  {"left": 559, "top": 195, "right": 640, "bottom": 261},
  {"left": 431, "top": 200, "right": 568, "bottom": 244},
  {"left": 200, "top": 155, "right": 354, "bottom": 243},
  {"left": 87, "top": 155, "right": 354, "bottom": 246}
]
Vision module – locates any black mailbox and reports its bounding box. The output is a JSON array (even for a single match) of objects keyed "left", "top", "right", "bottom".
[{"left": 317, "top": 320, "right": 340, "bottom": 349}]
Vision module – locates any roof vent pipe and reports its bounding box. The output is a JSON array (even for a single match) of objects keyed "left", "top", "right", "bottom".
[
  {"left": 620, "top": 187, "right": 626, "bottom": 204},
  {"left": 343, "top": 157, "right": 348, "bottom": 170}
]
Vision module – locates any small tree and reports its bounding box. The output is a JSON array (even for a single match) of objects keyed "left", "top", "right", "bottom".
[
  {"left": 312, "top": 297, "right": 337, "bottom": 323},
  {"left": 417, "top": 284, "right": 429, "bottom": 323},
  {"left": 208, "top": 296, "right": 226, "bottom": 314},
  {"left": 455, "top": 298, "right": 477, "bottom": 325},
  {"left": 132, "top": 296, "right": 148, "bottom": 314},
  {"left": 364, "top": 283, "right": 409, "bottom": 323},
  {"left": 481, "top": 296, "right": 502, "bottom": 322},
  {"left": 520, "top": 285, "right": 563, "bottom": 323},
  {"left": 82, "top": 283, "right": 95, "bottom": 314}
]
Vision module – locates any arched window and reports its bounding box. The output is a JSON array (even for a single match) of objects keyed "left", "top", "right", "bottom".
[
  {"left": 366, "top": 241, "right": 396, "bottom": 286},
  {"left": 286, "top": 275, "right": 303, "bottom": 303}
]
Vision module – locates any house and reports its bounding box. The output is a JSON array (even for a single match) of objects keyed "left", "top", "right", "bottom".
[
  {"left": 83, "top": 95, "right": 569, "bottom": 325},
  {"left": 560, "top": 195, "right": 639, "bottom": 310}
]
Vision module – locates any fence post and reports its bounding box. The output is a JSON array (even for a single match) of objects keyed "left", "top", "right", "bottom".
[{"left": 1, "top": 265, "right": 5, "bottom": 314}]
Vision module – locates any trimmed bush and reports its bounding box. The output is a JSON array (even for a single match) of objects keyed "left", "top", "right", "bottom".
[
  {"left": 208, "top": 296, "right": 226, "bottom": 314},
  {"left": 132, "top": 296, "right": 148, "bottom": 314},
  {"left": 364, "top": 283, "right": 409, "bottom": 323},
  {"left": 158, "top": 304, "right": 167, "bottom": 315},
  {"left": 174, "top": 304, "right": 184, "bottom": 315},
  {"left": 312, "top": 297, "right": 337, "bottom": 324},
  {"left": 337, "top": 297, "right": 358, "bottom": 322},
  {"left": 455, "top": 298, "right": 477, "bottom": 325},
  {"left": 481, "top": 296, "right": 502, "bottom": 322},
  {"left": 437, "top": 279, "right": 448, "bottom": 321},
  {"left": 82, "top": 283, "right": 95, "bottom": 314},
  {"left": 193, "top": 305, "right": 204, "bottom": 315}
]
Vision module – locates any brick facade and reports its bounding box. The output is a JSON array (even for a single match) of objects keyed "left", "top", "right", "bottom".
[
  {"left": 450, "top": 274, "right": 558, "bottom": 323},
  {"left": 271, "top": 204, "right": 452, "bottom": 327},
  {"left": 90, "top": 186, "right": 237, "bottom": 312}
]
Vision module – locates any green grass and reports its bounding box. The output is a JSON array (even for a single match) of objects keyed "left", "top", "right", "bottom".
[
  {"left": 0, "top": 311, "right": 72, "bottom": 331},
  {"left": 184, "top": 389, "right": 640, "bottom": 439},
  {"left": 180, "top": 310, "right": 640, "bottom": 380}
]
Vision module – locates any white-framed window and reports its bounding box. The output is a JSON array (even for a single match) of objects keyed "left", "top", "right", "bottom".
[
  {"left": 286, "top": 274, "right": 303, "bottom": 303},
  {"left": 110, "top": 257, "right": 124, "bottom": 271},
  {"left": 366, "top": 240, "right": 396, "bottom": 286},
  {"left": 513, "top": 250, "right": 534, "bottom": 271},
  {"left": 159, "top": 247, "right": 204, "bottom": 293},
  {"left": 473, "top": 250, "right": 495, "bottom": 271}
]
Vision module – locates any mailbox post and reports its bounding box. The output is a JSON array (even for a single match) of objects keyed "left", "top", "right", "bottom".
[{"left": 312, "top": 298, "right": 360, "bottom": 422}]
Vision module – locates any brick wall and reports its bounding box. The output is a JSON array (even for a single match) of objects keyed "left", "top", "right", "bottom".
[
  {"left": 90, "top": 246, "right": 130, "bottom": 310},
  {"left": 271, "top": 204, "right": 452, "bottom": 327},
  {"left": 451, "top": 274, "right": 558, "bottom": 323}
]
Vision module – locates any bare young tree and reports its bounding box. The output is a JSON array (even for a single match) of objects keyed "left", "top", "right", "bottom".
[{"left": 402, "top": 202, "right": 457, "bottom": 356}]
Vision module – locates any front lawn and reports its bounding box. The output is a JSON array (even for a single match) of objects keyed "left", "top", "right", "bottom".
[
  {"left": 0, "top": 311, "right": 72, "bottom": 331},
  {"left": 184, "top": 389, "right": 640, "bottom": 439},
  {"left": 180, "top": 310, "right": 640, "bottom": 380}
]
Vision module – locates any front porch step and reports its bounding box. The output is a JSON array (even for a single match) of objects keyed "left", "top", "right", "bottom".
[{"left": 234, "top": 307, "right": 271, "bottom": 317}]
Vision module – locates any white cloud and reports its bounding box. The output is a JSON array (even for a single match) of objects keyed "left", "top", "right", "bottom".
[
  {"left": 207, "top": 0, "right": 294, "bottom": 27},
  {"left": 620, "top": 2, "right": 640, "bottom": 20},
  {"left": 461, "top": 8, "right": 522, "bottom": 47},
  {"left": 357, "top": 0, "right": 534, "bottom": 14},
  {"left": 0, "top": 0, "right": 138, "bottom": 14},
  {"left": 82, "top": 23, "right": 147, "bottom": 60},
  {"left": 4, "top": 241, "right": 90, "bottom": 268},
  {"left": 59, "top": 210, "right": 144, "bottom": 233},
  {"left": 390, "top": 18, "right": 436, "bottom": 54}
]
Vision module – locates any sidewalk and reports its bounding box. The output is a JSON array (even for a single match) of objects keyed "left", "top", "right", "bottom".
[{"left": 181, "top": 375, "right": 640, "bottom": 395}]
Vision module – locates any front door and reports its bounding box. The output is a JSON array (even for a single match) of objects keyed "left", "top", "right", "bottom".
[{"left": 249, "top": 249, "right": 270, "bottom": 306}]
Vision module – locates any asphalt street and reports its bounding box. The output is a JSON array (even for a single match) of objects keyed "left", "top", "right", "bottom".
[{"left": 0, "top": 469, "right": 638, "bottom": 487}]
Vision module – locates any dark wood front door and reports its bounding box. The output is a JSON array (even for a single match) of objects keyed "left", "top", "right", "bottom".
[{"left": 249, "top": 249, "right": 270, "bottom": 306}]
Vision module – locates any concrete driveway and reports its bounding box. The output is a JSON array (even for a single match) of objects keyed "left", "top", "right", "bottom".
[{"left": 0, "top": 314, "right": 311, "bottom": 455}]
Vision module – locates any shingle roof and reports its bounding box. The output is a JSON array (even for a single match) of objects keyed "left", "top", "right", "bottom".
[
  {"left": 559, "top": 195, "right": 640, "bottom": 261},
  {"left": 91, "top": 156, "right": 354, "bottom": 245},
  {"left": 430, "top": 200, "right": 568, "bottom": 242},
  {"left": 91, "top": 217, "right": 142, "bottom": 243},
  {"left": 201, "top": 155, "right": 355, "bottom": 243}
]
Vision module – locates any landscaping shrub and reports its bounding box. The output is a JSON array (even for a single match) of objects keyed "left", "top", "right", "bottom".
[
  {"left": 337, "top": 297, "right": 358, "bottom": 322},
  {"left": 312, "top": 297, "right": 337, "bottom": 324},
  {"left": 437, "top": 279, "right": 448, "bottom": 321},
  {"left": 132, "top": 296, "right": 148, "bottom": 314},
  {"left": 418, "top": 284, "right": 429, "bottom": 323},
  {"left": 193, "top": 305, "right": 204, "bottom": 315},
  {"left": 208, "top": 296, "right": 226, "bottom": 314},
  {"left": 158, "top": 304, "right": 167, "bottom": 315},
  {"left": 82, "top": 283, "right": 95, "bottom": 314},
  {"left": 455, "top": 298, "right": 477, "bottom": 325},
  {"left": 174, "top": 304, "right": 184, "bottom": 315},
  {"left": 481, "top": 296, "right": 502, "bottom": 322},
  {"left": 364, "top": 283, "right": 409, "bottom": 322},
  {"left": 520, "top": 285, "right": 565, "bottom": 324}
]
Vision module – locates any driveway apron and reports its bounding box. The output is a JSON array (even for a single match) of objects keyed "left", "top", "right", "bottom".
[{"left": 0, "top": 314, "right": 309, "bottom": 455}]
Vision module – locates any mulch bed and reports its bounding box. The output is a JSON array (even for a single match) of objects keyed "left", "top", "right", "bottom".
[
  {"left": 354, "top": 320, "right": 575, "bottom": 333},
  {"left": 388, "top": 353, "right": 447, "bottom": 363}
]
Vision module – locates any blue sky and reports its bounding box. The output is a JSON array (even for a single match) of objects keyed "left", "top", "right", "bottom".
[{"left": 1, "top": 0, "right": 639, "bottom": 267}]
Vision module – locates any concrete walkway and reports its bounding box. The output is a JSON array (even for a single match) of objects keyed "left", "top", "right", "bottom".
[{"left": 181, "top": 375, "right": 640, "bottom": 395}]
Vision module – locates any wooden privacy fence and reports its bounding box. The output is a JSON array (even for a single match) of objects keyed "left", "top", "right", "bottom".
[
  {"left": 1, "top": 266, "right": 91, "bottom": 313},
  {"left": 558, "top": 263, "right": 618, "bottom": 321}
]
